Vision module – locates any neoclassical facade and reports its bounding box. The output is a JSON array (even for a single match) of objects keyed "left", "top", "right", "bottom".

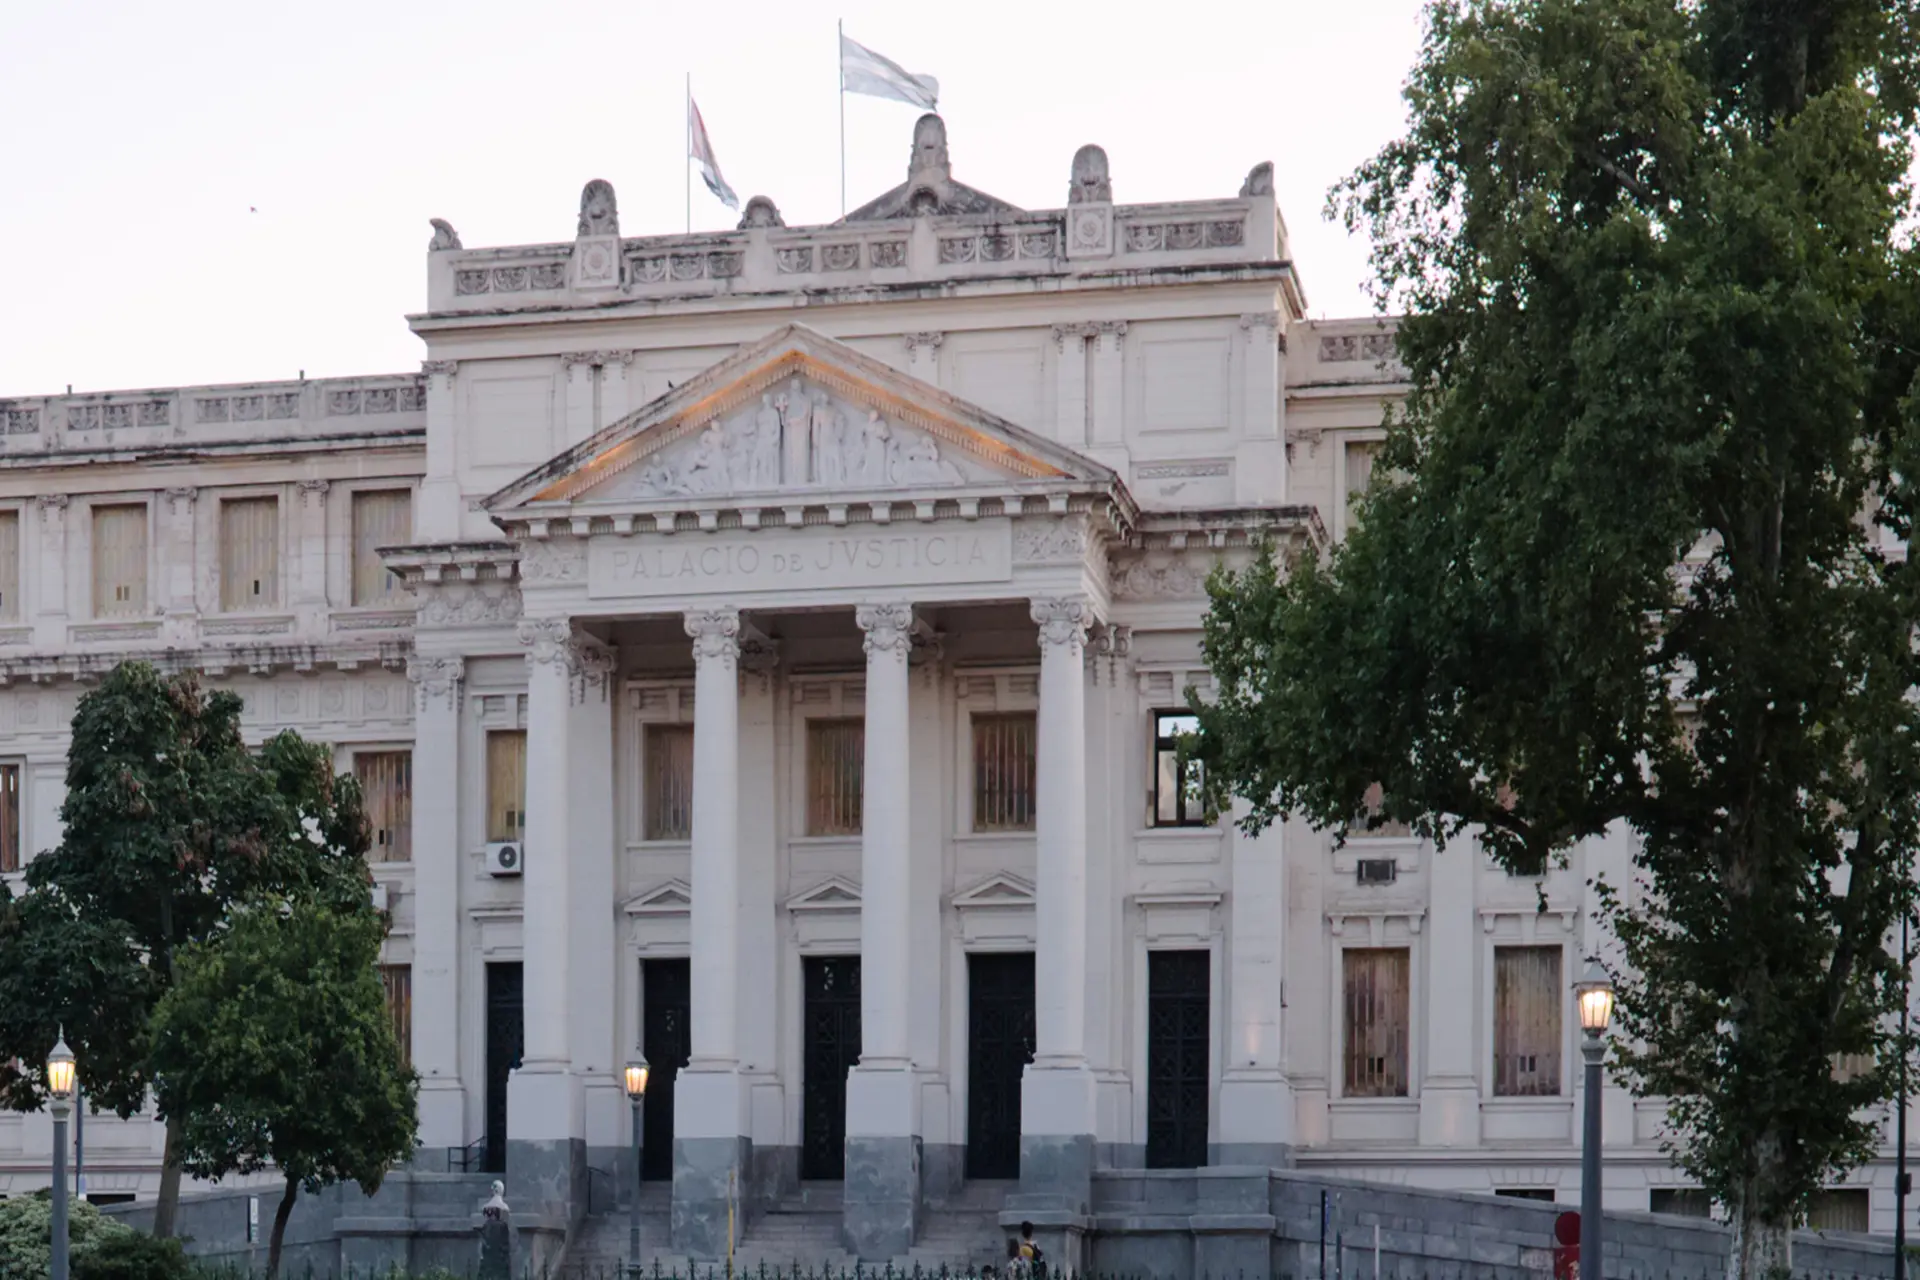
[{"left": 0, "top": 116, "right": 1900, "bottom": 1256}]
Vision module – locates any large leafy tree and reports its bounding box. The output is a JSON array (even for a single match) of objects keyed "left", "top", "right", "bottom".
[
  {"left": 149, "top": 899, "right": 418, "bottom": 1279},
  {"left": 0, "top": 662, "right": 373, "bottom": 1237},
  {"left": 1190, "top": 1, "right": 1920, "bottom": 1274}
]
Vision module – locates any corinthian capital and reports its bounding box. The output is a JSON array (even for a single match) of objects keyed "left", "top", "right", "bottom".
[
  {"left": 1031, "top": 597, "right": 1092, "bottom": 657},
  {"left": 407, "top": 655, "right": 465, "bottom": 712},
  {"left": 518, "top": 617, "right": 576, "bottom": 668},
  {"left": 855, "top": 603, "right": 915, "bottom": 658},
  {"left": 685, "top": 608, "right": 741, "bottom": 668}
]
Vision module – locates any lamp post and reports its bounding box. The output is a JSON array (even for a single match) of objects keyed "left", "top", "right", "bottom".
[
  {"left": 623, "top": 1055, "right": 650, "bottom": 1266},
  {"left": 1897, "top": 911, "right": 1911, "bottom": 1280},
  {"left": 1574, "top": 960, "right": 1616, "bottom": 1280},
  {"left": 47, "top": 1031, "right": 76, "bottom": 1280}
]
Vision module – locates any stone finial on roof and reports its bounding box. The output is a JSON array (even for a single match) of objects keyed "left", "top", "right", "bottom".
[
  {"left": 429, "top": 218, "right": 462, "bottom": 251},
  {"left": 1240, "top": 161, "right": 1274, "bottom": 198},
  {"left": 577, "top": 180, "right": 619, "bottom": 238},
  {"left": 1068, "top": 145, "right": 1112, "bottom": 205},
  {"left": 842, "top": 113, "right": 1021, "bottom": 222},
  {"left": 909, "top": 113, "right": 951, "bottom": 182},
  {"left": 737, "top": 196, "right": 785, "bottom": 230}
]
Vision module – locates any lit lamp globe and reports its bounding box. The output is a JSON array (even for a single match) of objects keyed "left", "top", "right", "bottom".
[
  {"left": 624, "top": 1056, "right": 650, "bottom": 1101},
  {"left": 47, "top": 1033, "right": 76, "bottom": 1103},
  {"left": 1575, "top": 959, "right": 1616, "bottom": 1038}
]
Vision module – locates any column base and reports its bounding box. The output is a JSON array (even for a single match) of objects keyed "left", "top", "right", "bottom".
[
  {"left": 671, "top": 1067, "right": 752, "bottom": 1259},
  {"left": 414, "top": 1082, "right": 468, "bottom": 1168},
  {"left": 1417, "top": 1075, "right": 1483, "bottom": 1147},
  {"left": 505, "top": 1066, "right": 584, "bottom": 1222},
  {"left": 1014, "top": 1065, "right": 1098, "bottom": 1213},
  {"left": 844, "top": 1066, "right": 921, "bottom": 1260},
  {"left": 1214, "top": 1070, "right": 1296, "bottom": 1168}
]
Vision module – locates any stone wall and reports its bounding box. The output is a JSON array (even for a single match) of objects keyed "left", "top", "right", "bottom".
[{"left": 1086, "top": 1169, "right": 1897, "bottom": 1280}]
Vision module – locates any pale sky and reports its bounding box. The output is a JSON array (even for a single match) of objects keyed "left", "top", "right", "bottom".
[{"left": 0, "top": 1, "right": 1428, "bottom": 397}]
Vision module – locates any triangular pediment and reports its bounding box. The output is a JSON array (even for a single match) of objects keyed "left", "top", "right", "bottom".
[
  {"left": 485, "top": 324, "right": 1114, "bottom": 513},
  {"left": 624, "top": 879, "right": 692, "bottom": 916},
  {"left": 951, "top": 872, "right": 1037, "bottom": 909},
  {"left": 785, "top": 876, "right": 863, "bottom": 913}
]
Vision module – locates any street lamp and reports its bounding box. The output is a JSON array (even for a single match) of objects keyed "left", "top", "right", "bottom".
[
  {"left": 1574, "top": 960, "right": 1615, "bottom": 1280},
  {"left": 48, "top": 1031, "right": 76, "bottom": 1280},
  {"left": 624, "top": 1055, "right": 650, "bottom": 1265}
]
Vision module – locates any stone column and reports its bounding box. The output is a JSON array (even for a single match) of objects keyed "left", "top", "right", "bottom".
[
  {"left": 1215, "top": 799, "right": 1294, "bottom": 1165},
  {"left": 673, "top": 608, "right": 749, "bottom": 1259},
  {"left": 32, "top": 495, "right": 68, "bottom": 647},
  {"left": 845, "top": 604, "right": 918, "bottom": 1259},
  {"left": 407, "top": 655, "right": 466, "bottom": 1156},
  {"left": 508, "top": 618, "right": 584, "bottom": 1217},
  {"left": 1088, "top": 322, "right": 1129, "bottom": 473},
  {"left": 1418, "top": 844, "right": 1482, "bottom": 1145},
  {"left": 1018, "top": 597, "right": 1099, "bottom": 1221},
  {"left": 566, "top": 638, "right": 622, "bottom": 1187},
  {"left": 418, "top": 361, "right": 462, "bottom": 541}
]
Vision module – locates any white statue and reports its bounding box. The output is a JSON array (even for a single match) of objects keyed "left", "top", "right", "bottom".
[
  {"left": 681, "top": 425, "right": 729, "bottom": 494},
  {"left": 811, "top": 392, "right": 847, "bottom": 486},
  {"left": 856, "top": 411, "right": 892, "bottom": 486},
  {"left": 896, "top": 434, "right": 964, "bottom": 485},
  {"left": 751, "top": 394, "right": 783, "bottom": 488}
]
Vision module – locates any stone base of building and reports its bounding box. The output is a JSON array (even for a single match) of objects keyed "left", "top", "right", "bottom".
[
  {"left": 919, "top": 1141, "right": 967, "bottom": 1207},
  {"left": 669, "top": 1135, "right": 754, "bottom": 1259},
  {"left": 1209, "top": 1142, "right": 1295, "bottom": 1168},
  {"left": 844, "top": 1134, "right": 920, "bottom": 1259}
]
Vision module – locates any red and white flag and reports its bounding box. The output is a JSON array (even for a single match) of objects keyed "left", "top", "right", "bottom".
[{"left": 688, "top": 98, "right": 739, "bottom": 211}]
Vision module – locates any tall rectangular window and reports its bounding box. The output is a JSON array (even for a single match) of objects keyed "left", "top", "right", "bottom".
[
  {"left": 219, "top": 496, "right": 280, "bottom": 610},
  {"left": 0, "top": 763, "right": 17, "bottom": 874},
  {"left": 91, "top": 504, "right": 148, "bottom": 618},
  {"left": 1493, "top": 946, "right": 1563, "bottom": 1096},
  {"left": 806, "top": 719, "right": 865, "bottom": 836},
  {"left": 1346, "top": 440, "right": 1382, "bottom": 508},
  {"left": 643, "top": 724, "right": 694, "bottom": 841},
  {"left": 1808, "top": 1189, "right": 1870, "bottom": 1233},
  {"left": 1152, "top": 711, "right": 1207, "bottom": 827},
  {"left": 486, "top": 730, "right": 527, "bottom": 843},
  {"left": 351, "top": 489, "right": 412, "bottom": 606},
  {"left": 356, "top": 751, "right": 413, "bottom": 863},
  {"left": 0, "top": 510, "right": 18, "bottom": 621},
  {"left": 973, "top": 712, "right": 1037, "bottom": 831},
  {"left": 380, "top": 965, "right": 413, "bottom": 1069},
  {"left": 1342, "top": 947, "right": 1410, "bottom": 1097}
]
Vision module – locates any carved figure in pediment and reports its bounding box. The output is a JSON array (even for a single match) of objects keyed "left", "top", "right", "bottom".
[
  {"left": 751, "top": 394, "right": 783, "bottom": 488},
  {"left": 896, "top": 434, "right": 964, "bottom": 485},
  {"left": 577, "top": 179, "right": 619, "bottom": 238},
  {"left": 810, "top": 392, "right": 848, "bottom": 486},
  {"left": 1069, "top": 145, "right": 1112, "bottom": 204},
  {"left": 681, "top": 424, "right": 729, "bottom": 493},
  {"left": 854, "top": 410, "right": 893, "bottom": 486}
]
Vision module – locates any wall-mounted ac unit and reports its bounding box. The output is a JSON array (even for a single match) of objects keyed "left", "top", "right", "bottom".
[
  {"left": 1355, "top": 858, "right": 1398, "bottom": 886},
  {"left": 487, "top": 842, "right": 524, "bottom": 877},
  {"left": 370, "top": 882, "right": 390, "bottom": 912}
]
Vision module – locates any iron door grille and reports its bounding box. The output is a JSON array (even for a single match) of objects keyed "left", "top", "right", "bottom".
[
  {"left": 641, "top": 958, "right": 692, "bottom": 1181},
  {"left": 965, "top": 952, "right": 1035, "bottom": 1179},
  {"left": 1146, "top": 949, "right": 1211, "bottom": 1168},
  {"left": 801, "top": 956, "right": 861, "bottom": 1180}
]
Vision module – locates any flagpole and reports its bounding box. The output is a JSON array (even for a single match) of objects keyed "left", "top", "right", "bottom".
[
  {"left": 685, "top": 73, "right": 692, "bottom": 234},
  {"left": 837, "top": 18, "right": 846, "bottom": 218}
]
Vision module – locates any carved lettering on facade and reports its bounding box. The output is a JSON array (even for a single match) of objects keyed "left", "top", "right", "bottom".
[{"left": 588, "top": 523, "right": 1014, "bottom": 599}]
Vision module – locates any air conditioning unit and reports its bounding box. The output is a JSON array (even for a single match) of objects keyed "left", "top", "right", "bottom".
[
  {"left": 1355, "top": 857, "right": 1398, "bottom": 886},
  {"left": 487, "top": 842, "right": 524, "bottom": 877},
  {"left": 370, "top": 882, "right": 390, "bottom": 912}
]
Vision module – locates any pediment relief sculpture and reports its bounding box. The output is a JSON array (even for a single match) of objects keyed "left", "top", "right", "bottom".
[{"left": 599, "top": 376, "right": 995, "bottom": 500}]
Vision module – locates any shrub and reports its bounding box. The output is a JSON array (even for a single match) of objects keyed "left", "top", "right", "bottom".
[
  {"left": 0, "top": 1196, "right": 132, "bottom": 1280},
  {"left": 73, "top": 1231, "right": 191, "bottom": 1280}
]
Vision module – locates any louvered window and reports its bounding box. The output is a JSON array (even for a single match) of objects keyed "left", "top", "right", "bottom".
[
  {"left": 1808, "top": 1189, "right": 1870, "bottom": 1233},
  {"left": 973, "top": 712, "right": 1037, "bottom": 831},
  {"left": 219, "top": 496, "right": 280, "bottom": 610},
  {"left": 1494, "top": 946, "right": 1562, "bottom": 1096},
  {"left": 380, "top": 965, "right": 413, "bottom": 1068},
  {"left": 91, "top": 504, "right": 148, "bottom": 617},
  {"left": 0, "top": 512, "right": 18, "bottom": 621},
  {"left": 486, "top": 730, "right": 527, "bottom": 843},
  {"left": 0, "top": 764, "right": 17, "bottom": 874},
  {"left": 643, "top": 724, "right": 694, "bottom": 841},
  {"left": 806, "top": 719, "right": 865, "bottom": 836},
  {"left": 1346, "top": 440, "right": 1381, "bottom": 508},
  {"left": 351, "top": 489, "right": 411, "bottom": 605},
  {"left": 356, "top": 751, "right": 413, "bottom": 863},
  {"left": 1342, "top": 947, "right": 1410, "bottom": 1097}
]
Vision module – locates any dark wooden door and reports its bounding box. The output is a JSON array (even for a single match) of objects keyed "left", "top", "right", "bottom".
[
  {"left": 966, "top": 952, "right": 1035, "bottom": 1179},
  {"left": 484, "top": 962, "right": 524, "bottom": 1175},
  {"left": 1146, "top": 949, "right": 1210, "bottom": 1169},
  {"left": 801, "top": 956, "right": 861, "bottom": 1180},
  {"left": 641, "top": 958, "right": 692, "bottom": 1181}
]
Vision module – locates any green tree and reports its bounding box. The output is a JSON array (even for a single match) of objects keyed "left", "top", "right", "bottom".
[
  {"left": 0, "top": 662, "right": 374, "bottom": 1236},
  {"left": 1190, "top": 1, "right": 1920, "bottom": 1274},
  {"left": 149, "top": 899, "right": 418, "bottom": 1279}
]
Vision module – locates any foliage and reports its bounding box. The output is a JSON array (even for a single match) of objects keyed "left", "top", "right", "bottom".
[
  {"left": 1190, "top": 0, "right": 1920, "bottom": 1272},
  {"left": 73, "top": 1231, "right": 192, "bottom": 1280},
  {"left": 150, "top": 898, "right": 418, "bottom": 1275},
  {"left": 0, "top": 1195, "right": 132, "bottom": 1280}
]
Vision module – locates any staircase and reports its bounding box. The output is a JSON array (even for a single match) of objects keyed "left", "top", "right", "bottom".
[
  {"left": 731, "top": 1183, "right": 857, "bottom": 1273},
  {"left": 903, "top": 1180, "right": 1014, "bottom": 1273},
  {"left": 561, "top": 1182, "right": 678, "bottom": 1276}
]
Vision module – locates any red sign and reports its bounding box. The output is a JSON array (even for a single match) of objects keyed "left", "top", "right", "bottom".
[{"left": 1553, "top": 1211, "right": 1580, "bottom": 1280}]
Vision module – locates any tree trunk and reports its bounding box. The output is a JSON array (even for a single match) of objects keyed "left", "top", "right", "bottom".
[
  {"left": 1728, "top": 1208, "right": 1791, "bottom": 1280},
  {"left": 267, "top": 1173, "right": 298, "bottom": 1279},
  {"left": 151, "top": 1115, "right": 184, "bottom": 1239}
]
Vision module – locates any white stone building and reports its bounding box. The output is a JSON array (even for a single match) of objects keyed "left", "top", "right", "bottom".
[{"left": 0, "top": 116, "right": 1898, "bottom": 1255}]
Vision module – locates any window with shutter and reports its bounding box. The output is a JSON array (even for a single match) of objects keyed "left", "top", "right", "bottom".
[
  {"left": 381, "top": 965, "right": 413, "bottom": 1069},
  {"left": 486, "top": 730, "right": 527, "bottom": 843},
  {"left": 0, "top": 764, "right": 17, "bottom": 874},
  {"left": 972, "top": 712, "right": 1037, "bottom": 831},
  {"left": 356, "top": 751, "right": 413, "bottom": 863},
  {"left": 1493, "top": 946, "right": 1563, "bottom": 1096},
  {"left": 0, "top": 511, "right": 18, "bottom": 622},
  {"left": 220, "top": 496, "right": 280, "bottom": 610},
  {"left": 643, "top": 724, "right": 695, "bottom": 840},
  {"left": 1808, "top": 1189, "right": 1870, "bottom": 1233},
  {"left": 91, "top": 504, "right": 148, "bottom": 618},
  {"left": 352, "top": 489, "right": 412, "bottom": 605},
  {"left": 1346, "top": 440, "right": 1381, "bottom": 506},
  {"left": 806, "top": 719, "right": 865, "bottom": 836},
  {"left": 1342, "top": 947, "right": 1410, "bottom": 1097}
]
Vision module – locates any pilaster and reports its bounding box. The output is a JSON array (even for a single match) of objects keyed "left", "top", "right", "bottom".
[
  {"left": 406, "top": 654, "right": 466, "bottom": 1155},
  {"left": 1215, "top": 798, "right": 1295, "bottom": 1166},
  {"left": 905, "top": 332, "right": 944, "bottom": 388},
  {"left": 1088, "top": 322, "right": 1129, "bottom": 473},
  {"left": 1052, "top": 324, "right": 1095, "bottom": 449},
  {"left": 1419, "top": 844, "right": 1482, "bottom": 1146},
  {"left": 296, "top": 480, "right": 330, "bottom": 623},
  {"left": 601, "top": 350, "right": 636, "bottom": 425},
  {"left": 32, "top": 495, "right": 68, "bottom": 647},
  {"left": 1235, "top": 312, "right": 1286, "bottom": 505},
  {"left": 418, "top": 361, "right": 462, "bottom": 540},
  {"left": 562, "top": 354, "right": 597, "bottom": 450},
  {"left": 163, "top": 488, "right": 198, "bottom": 638}
]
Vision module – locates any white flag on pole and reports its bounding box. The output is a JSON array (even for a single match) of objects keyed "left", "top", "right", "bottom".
[
  {"left": 840, "top": 33, "right": 938, "bottom": 110},
  {"left": 688, "top": 98, "right": 740, "bottom": 211}
]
